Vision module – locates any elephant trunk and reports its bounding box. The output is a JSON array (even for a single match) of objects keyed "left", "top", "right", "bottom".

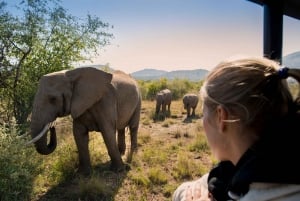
[{"left": 30, "top": 123, "right": 57, "bottom": 155}]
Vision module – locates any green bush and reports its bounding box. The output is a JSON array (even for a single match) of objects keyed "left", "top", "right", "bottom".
[
  {"left": 138, "top": 78, "right": 203, "bottom": 101},
  {"left": 148, "top": 167, "right": 168, "bottom": 185},
  {"left": 0, "top": 125, "right": 42, "bottom": 201}
]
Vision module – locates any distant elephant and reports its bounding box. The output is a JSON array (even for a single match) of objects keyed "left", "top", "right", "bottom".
[
  {"left": 183, "top": 93, "right": 199, "bottom": 118},
  {"left": 27, "top": 67, "right": 142, "bottom": 175},
  {"left": 155, "top": 89, "right": 172, "bottom": 115}
]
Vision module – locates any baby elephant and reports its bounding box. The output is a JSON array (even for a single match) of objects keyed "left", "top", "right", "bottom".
[
  {"left": 155, "top": 88, "right": 172, "bottom": 116},
  {"left": 183, "top": 93, "right": 199, "bottom": 118}
]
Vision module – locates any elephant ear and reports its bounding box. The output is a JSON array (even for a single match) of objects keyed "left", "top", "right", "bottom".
[{"left": 66, "top": 67, "right": 113, "bottom": 119}]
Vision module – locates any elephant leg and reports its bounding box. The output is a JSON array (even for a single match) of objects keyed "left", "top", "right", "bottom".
[
  {"left": 155, "top": 104, "right": 160, "bottom": 114},
  {"left": 129, "top": 126, "right": 138, "bottom": 151},
  {"left": 167, "top": 104, "right": 171, "bottom": 117},
  {"left": 187, "top": 107, "right": 191, "bottom": 117},
  {"left": 129, "top": 103, "right": 140, "bottom": 152},
  {"left": 125, "top": 126, "right": 138, "bottom": 164},
  {"left": 73, "top": 122, "right": 91, "bottom": 175},
  {"left": 117, "top": 129, "right": 126, "bottom": 155},
  {"left": 192, "top": 108, "right": 196, "bottom": 116},
  {"left": 162, "top": 104, "right": 166, "bottom": 114},
  {"left": 102, "top": 130, "right": 124, "bottom": 172}
]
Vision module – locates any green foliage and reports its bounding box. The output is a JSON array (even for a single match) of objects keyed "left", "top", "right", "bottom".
[
  {"left": 163, "top": 184, "right": 177, "bottom": 198},
  {"left": 173, "top": 153, "right": 197, "bottom": 180},
  {"left": 169, "top": 78, "right": 191, "bottom": 99},
  {"left": 138, "top": 131, "right": 151, "bottom": 144},
  {"left": 79, "top": 176, "right": 114, "bottom": 200},
  {"left": 0, "top": 124, "right": 42, "bottom": 201},
  {"left": 142, "top": 147, "right": 168, "bottom": 166},
  {"left": 130, "top": 172, "right": 151, "bottom": 187},
  {"left": 189, "top": 132, "right": 210, "bottom": 153},
  {"left": 148, "top": 167, "right": 168, "bottom": 185},
  {"left": 0, "top": 0, "right": 113, "bottom": 128},
  {"left": 48, "top": 144, "right": 78, "bottom": 183},
  {"left": 138, "top": 78, "right": 203, "bottom": 101}
]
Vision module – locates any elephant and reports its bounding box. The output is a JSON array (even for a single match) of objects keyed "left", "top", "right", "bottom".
[
  {"left": 27, "top": 67, "right": 142, "bottom": 175},
  {"left": 155, "top": 88, "right": 172, "bottom": 116},
  {"left": 183, "top": 93, "right": 199, "bottom": 118}
]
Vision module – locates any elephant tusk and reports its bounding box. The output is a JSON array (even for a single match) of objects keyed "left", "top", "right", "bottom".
[
  {"left": 20, "top": 123, "right": 56, "bottom": 140},
  {"left": 26, "top": 122, "right": 53, "bottom": 146}
]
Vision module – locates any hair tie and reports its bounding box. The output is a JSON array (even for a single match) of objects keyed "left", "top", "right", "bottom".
[{"left": 278, "top": 67, "right": 289, "bottom": 79}]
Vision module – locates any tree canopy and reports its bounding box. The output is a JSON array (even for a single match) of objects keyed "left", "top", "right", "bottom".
[{"left": 0, "top": 0, "right": 113, "bottom": 131}]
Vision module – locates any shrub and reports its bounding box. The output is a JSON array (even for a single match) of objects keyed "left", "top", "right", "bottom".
[
  {"left": 148, "top": 167, "right": 168, "bottom": 185},
  {"left": 0, "top": 125, "right": 41, "bottom": 201}
]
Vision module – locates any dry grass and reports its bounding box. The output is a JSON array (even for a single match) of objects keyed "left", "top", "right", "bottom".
[
  {"left": 23, "top": 100, "right": 213, "bottom": 201},
  {"left": 3, "top": 81, "right": 299, "bottom": 200}
]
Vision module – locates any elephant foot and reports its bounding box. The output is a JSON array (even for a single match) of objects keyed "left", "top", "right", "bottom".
[
  {"left": 120, "top": 150, "right": 125, "bottom": 156},
  {"left": 125, "top": 147, "right": 137, "bottom": 163},
  {"left": 132, "top": 146, "right": 138, "bottom": 152},
  {"left": 125, "top": 163, "right": 131, "bottom": 171},
  {"left": 110, "top": 162, "right": 130, "bottom": 172},
  {"left": 77, "top": 165, "right": 92, "bottom": 176},
  {"left": 118, "top": 146, "right": 126, "bottom": 155}
]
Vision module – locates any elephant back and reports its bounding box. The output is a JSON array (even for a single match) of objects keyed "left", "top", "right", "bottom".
[
  {"left": 111, "top": 71, "right": 141, "bottom": 126},
  {"left": 157, "top": 89, "right": 172, "bottom": 103},
  {"left": 159, "top": 89, "right": 171, "bottom": 95},
  {"left": 112, "top": 70, "right": 138, "bottom": 88},
  {"left": 183, "top": 93, "right": 199, "bottom": 107}
]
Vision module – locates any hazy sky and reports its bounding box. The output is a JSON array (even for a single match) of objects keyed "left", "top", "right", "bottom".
[{"left": 7, "top": 0, "right": 300, "bottom": 73}]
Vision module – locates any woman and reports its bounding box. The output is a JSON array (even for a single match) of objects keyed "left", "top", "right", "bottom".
[{"left": 173, "top": 57, "right": 300, "bottom": 201}]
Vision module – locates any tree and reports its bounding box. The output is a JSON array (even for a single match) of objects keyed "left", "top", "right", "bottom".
[{"left": 0, "top": 0, "right": 113, "bottom": 131}]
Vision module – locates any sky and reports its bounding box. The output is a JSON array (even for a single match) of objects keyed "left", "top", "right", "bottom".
[{"left": 7, "top": 0, "right": 300, "bottom": 73}]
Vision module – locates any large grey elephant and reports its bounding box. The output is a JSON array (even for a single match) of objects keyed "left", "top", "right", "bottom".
[
  {"left": 183, "top": 93, "right": 199, "bottom": 118},
  {"left": 28, "top": 67, "right": 142, "bottom": 175},
  {"left": 155, "top": 88, "right": 172, "bottom": 116}
]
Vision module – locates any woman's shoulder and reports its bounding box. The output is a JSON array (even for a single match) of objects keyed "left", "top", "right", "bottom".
[
  {"left": 172, "top": 174, "right": 210, "bottom": 201},
  {"left": 239, "top": 183, "right": 300, "bottom": 201}
]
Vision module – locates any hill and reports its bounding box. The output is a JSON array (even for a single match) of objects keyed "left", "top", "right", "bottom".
[
  {"left": 282, "top": 51, "right": 300, "bottom": 68},
  {"left": 131, "top": 51, "right": 300, "bottom": 81},
  {"left": 80, "top": 50, "right": 300, "bottom": 81},
  {"left": 77, "top": 65, "right": 209, "bottom": 81},
  {"left": 131, "top": 68, "right": 209, "bottom": 81}
]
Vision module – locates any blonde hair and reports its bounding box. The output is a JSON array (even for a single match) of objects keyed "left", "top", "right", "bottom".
[{"left": 200, "top": 57, "right": 300, "bottom": 133}]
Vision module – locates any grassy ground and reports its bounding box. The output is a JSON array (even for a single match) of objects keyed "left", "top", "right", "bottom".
[{"left": 1, "top": 100, "right": 215, "bottom": 201}]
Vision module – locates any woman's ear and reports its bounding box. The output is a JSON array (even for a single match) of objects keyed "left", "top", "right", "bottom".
[
  {"left": 216, "top": 105, "right": 228, "bottom": 133},
  {"left": 66, "top": 67, "right": 113, "bottom": 118}
]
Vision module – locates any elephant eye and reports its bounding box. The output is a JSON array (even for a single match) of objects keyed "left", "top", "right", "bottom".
[{"left": 49, "top": 96, "right": 56, "bottom": 104}]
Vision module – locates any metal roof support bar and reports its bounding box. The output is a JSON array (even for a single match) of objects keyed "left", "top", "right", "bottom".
[{"left": 263, "top": 0, "right": 283, "bottom": 64}]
